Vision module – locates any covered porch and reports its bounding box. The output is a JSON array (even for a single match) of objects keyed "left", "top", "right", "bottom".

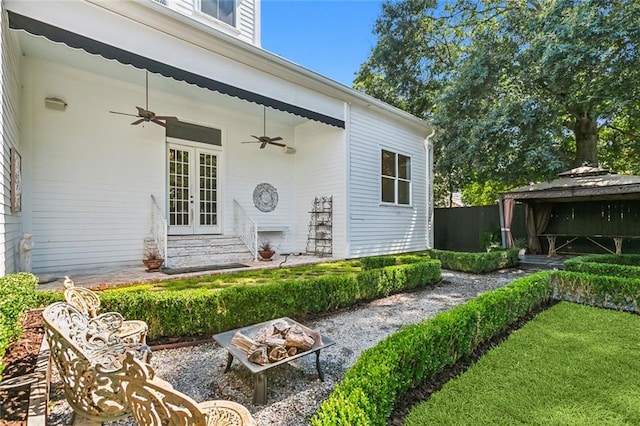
[{"left": 9, "top": 7, "right": 347, "bottom": 274}]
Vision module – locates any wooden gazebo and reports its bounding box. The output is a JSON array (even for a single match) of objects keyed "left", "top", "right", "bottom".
[{"left": 499, "top": 167, "right": 640, "bottom": 256}]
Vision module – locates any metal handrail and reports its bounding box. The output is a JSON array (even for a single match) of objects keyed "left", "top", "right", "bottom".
[
  {"left": 150, "top": 194, "right": 168, "bottom": 261},
  {"left": 233, "top": 199, "right": 258, "bottom": 261}
]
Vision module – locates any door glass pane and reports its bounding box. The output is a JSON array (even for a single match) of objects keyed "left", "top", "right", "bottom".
[
  {"left": 169, "top": 148, "right": 190, "bottom": 227},
  {"left": 199, "top": 152, "right": 218, "bottom": 227}
]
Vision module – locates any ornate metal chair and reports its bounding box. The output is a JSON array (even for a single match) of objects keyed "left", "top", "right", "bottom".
[
  {"left": 120, "top": 351, "right": 256, "bottom": 426},
  {"left": 63, "top": 276, "right": 148, "bottom": 344},
  {"left": 42, "top": 302, "right": 152, "bottom": 425}
]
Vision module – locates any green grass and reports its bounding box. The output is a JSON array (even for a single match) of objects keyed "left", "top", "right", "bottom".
[
  {"left": 149, "top": 259, "right": 362, "bottom": 291},
  {"left": 405, "top": 302, "right": 640, "bottom": 425}
]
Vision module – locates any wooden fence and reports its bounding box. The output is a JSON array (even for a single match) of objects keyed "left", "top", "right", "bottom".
[
  {"left": 434, "top": 205, "right": 526, "bottom": 252},
  {"left": 435, "top": 201, "right": 640, "bottom": 254}
]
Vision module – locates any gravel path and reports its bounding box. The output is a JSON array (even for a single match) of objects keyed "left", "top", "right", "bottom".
[{"left": 48, "top": 268, "right": 535, "bottom": 425}]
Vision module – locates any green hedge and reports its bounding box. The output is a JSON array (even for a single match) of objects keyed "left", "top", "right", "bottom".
[
  {"left": 425, "top": 249, "right": 519, "bottom": 273},
  {"left": 0, "top": 273, "right": 39, "bottom": 378},
  {"left": 552, "top": 270, "right": 640, "bottom": 312},
  {"left": 359, "top": 254, "right": 430, "bottom": 271},
  {"left": 37, "top": 260, "right": 441, "bottom": 341},
  {"left": 564, "top": 254, "right": 640, "bottom": 279},
  {"left": 311, "top": 272, "right": 554, "bottom": 425}
]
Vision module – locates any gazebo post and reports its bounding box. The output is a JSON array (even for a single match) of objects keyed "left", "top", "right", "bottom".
[{"left": 498, "top": 195, "right": 506, "bottom": 248}]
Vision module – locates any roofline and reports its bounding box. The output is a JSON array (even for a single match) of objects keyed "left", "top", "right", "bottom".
[
  {"left": 86, "top": 0, "right": 432, "bottom": 133},
  {"left": 503, "top": 183, "right": 640, "bottom": 200}
]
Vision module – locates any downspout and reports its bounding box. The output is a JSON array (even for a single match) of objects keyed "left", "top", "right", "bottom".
[{"left": 424, "top": 129, "right": 436, "bottom": 249}]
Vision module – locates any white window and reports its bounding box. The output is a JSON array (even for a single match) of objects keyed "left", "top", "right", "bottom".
[
  {"left": 200, "top": 0, "right": 235, "bottom": 26},
  {"left": 381, "top": 149, "right": 411, "bottom": 205}
]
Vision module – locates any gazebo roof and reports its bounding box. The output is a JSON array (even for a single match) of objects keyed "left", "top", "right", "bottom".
[{"left": 502, "top": 166, "right": 640, "bottom": 202}]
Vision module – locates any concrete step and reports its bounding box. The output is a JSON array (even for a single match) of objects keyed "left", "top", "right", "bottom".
[{"left": 165, "top": 235, "right": 254, "bottom": 268}]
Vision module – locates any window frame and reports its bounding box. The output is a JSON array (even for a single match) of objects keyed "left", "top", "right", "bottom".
[
  {"left": 380, "top": 148, "right": 412, "bottom": 206},
  {"left": 197, "top": 0, "right": 236, "bottom": 27}
]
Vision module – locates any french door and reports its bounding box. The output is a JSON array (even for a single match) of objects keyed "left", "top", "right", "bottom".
[{"left": 167, "top": 143, "right": 221, "bottom": 234}]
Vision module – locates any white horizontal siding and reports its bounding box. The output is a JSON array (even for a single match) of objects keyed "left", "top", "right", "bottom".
[
  {"left": 0, "top": 8, "right": 23, "bottom": 275},
  {"left": 293, "top": 121, "right": 346, "bottom": 257},
  {"left": 23, "top": 58, "right": 166, "bottom": 273},
  {"left": 237, "top": 0, "right": 258, "bottom": 45},
  {"left": 348, "top": 105, "right": 428, "bottom": 258}
]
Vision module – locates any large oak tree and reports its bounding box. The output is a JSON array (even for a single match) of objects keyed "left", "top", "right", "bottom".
[{"left": 355, "top": 0, "right": 640, "bottom": 203}]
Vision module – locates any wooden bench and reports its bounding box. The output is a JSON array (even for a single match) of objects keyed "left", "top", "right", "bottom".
[
  {"left": 42, "top": 302, "right": 152, "bottom": 425},
  {"left": 63, "top": 276, "right": 148, "bottom": 344},
  {"left": 120, "top": 351, "right": 256, "bottom": 425}
]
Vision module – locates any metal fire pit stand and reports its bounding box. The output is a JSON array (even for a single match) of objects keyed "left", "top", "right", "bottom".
[{"left": 212, "top": 317, "right": 335, "bottom": 404}]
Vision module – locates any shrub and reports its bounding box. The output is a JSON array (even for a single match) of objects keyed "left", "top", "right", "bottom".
[
  {"left": 564, "top": 254, "right": 640, "bottom": 279},
  {"left": 359, "top": 256, "right": 398, "bottom": 271},
  {"left": 311, "top": 271, "right": 554, "bottom": 425},
  {"left": 426, "top": 249, "right": 518, "bottom": 273},
  {"left": 0, "top": 273, "right": 39, "bottom": 377},
  {"left": 36, "top": 260, "right": 441, "bottom": 341},
  {"left": 552, "top": 270, "right": 640, "bottom": 312}
]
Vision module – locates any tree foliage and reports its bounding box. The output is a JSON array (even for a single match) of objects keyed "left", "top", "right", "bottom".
[{"left": 355, "top": 0, "right": 640, "bottom": 203}]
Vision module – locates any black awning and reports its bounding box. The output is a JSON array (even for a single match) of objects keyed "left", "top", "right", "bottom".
[{"left": 8, "top": 11, "right": 345, "bottom": 129}]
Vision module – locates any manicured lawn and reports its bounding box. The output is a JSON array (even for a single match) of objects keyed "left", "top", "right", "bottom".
[
  {"left": 149, "top": 259, "right": 362, "bottom": 291},
  {"left": 405, "top": 302, "right": 640, "bottom": 425}
]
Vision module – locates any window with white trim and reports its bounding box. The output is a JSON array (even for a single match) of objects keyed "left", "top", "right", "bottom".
[
  {"left": 200, "top": 0, "right": 235, "bottom": 26},
  {"left": 381, "top": 149, "right": 411, "bottom": 205}
]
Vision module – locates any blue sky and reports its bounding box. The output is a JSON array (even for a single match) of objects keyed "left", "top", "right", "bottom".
[{"left": 261, "top": 1, "right": 384, "bottom": 87}]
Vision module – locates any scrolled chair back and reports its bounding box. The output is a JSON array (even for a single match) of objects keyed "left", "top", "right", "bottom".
[
  {"left": 63, "top": 276, "right": 101, "bottom": 317},
  {"left": 120, "top": 352, "right": 256, "bottom": 425},
  {"left": 42, "top": 302, "right": 131, "bottom": 424}
]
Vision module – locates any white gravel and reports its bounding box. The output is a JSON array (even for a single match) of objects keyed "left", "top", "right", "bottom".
[{"left": 47, "top": 268, "right": 535, "bottom": 425}]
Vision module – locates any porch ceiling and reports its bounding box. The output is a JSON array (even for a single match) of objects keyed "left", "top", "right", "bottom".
[{"left": 9, "top": 11, "right": 344, "bottom": 129}]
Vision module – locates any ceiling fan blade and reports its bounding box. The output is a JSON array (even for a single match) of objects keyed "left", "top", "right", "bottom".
[
  {"left": 151, "top": 119, "right": 168, "bottom": 128},
  {"left": 131, "top": 118, "right": 145, "bottom": 125},
  {"left": 110, "top": 111, "right": 138, "bottom": 117},
  {"left": 241, "top": 141, "right": 260, "bottom": 144},
  {"left": 267, "top": 140, "right": 286, "bottom": 148},
  {"left": 260, "top": 141, "right": 268, "bottom": 149},
  {"left": 269, "top": 136, "right": 283, "bottom": 142},
  {"left": 155, "top": 116, "right": 178, "bottom": 121}
]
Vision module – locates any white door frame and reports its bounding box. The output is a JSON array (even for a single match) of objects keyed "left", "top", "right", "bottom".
[{"left": 167, "top": 139, "right": 222, "bottom": 235}]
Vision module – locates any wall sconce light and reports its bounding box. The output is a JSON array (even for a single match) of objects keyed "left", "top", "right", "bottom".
[{"left": 44, "top": 97, "right": 67, "bottom": 111}]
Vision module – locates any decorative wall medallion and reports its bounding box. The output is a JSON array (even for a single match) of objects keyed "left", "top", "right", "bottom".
[{"left": 253, "top": 183, "right": 278, "bottom": 212}]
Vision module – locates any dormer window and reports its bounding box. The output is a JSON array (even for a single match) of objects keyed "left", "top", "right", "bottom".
[{"left": 200, "top": 0, "right": 235, "bottom": 26}]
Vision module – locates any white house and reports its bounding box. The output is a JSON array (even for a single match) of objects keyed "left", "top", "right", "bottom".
[{"left": 0, "top": 0, "right": 434, "bottom": 275}]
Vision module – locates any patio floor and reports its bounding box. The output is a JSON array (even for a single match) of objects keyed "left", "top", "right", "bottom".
[
  {"left": 518, "top": 254, "right": 569, "bottom": 270},
  {"left": 36, "top": 253, "right": 332, "bottom": 292}
]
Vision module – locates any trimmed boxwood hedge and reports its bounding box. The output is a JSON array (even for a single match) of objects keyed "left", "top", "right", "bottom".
[
  {"left": 425, "top": 248, "right": 519, "bottom": 273},
  {"left": 564, "top": 254, "right": 640, "bottom": 279},
  {"left": 0, "top": 272, "right": 39, "bottom": 378},
  {"left": 36, "top": 260, "right": 442, "bottom": 341},
  {"left": 312, "top": 268, "right": 640, "bottom": 425},
  {"left": 552, "top": 270, "right": 640, "bottom": 312},
  {"left": 311, "top": 272, "right": 555, "bottom": 425}
]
